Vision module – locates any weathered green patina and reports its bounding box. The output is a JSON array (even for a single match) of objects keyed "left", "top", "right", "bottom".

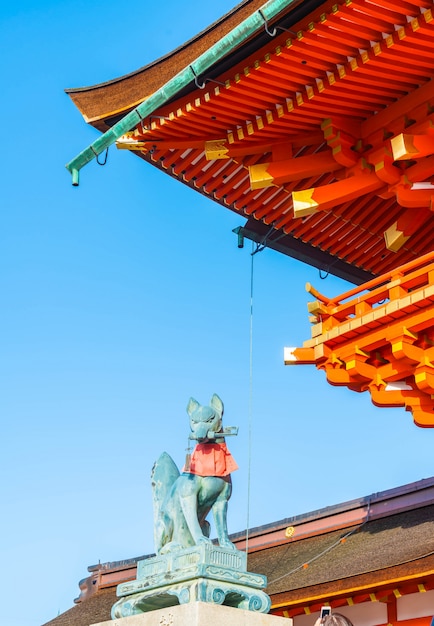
[
  {"left": 65, "top": 0, "right": 300, "bottom": 185},
  {"left": 111, "top": 395, "right": 270, "bottom": 616},
  {"left": 152, "top": 394, "right": 238, "bottom": 554},
  {"left": 111, "top": 544, "right": 270, "bottom": 616}
]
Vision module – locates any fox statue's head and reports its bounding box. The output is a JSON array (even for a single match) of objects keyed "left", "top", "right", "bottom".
[{"left": 186, "top": 393, "right": 224, "bottom": 442}]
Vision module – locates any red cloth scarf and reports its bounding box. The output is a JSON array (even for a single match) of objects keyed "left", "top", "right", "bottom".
[{"left": 184, "top": 442, "right": 238, "bottom": 477}]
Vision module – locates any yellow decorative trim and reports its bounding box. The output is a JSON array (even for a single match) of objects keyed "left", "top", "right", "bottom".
[
  {"left": 205, "top": 140, "right": 229, "bottom": 161},
  {"left": 270, "top": 568, "right": 434, "bottom": 609},
  {"left": 292, "top": 189, "right": 318, "bottom": 218},
  {"left": 391, "top": 133, "right": 417, "bottom": 161},
  {"left": 285, "top": 526, "right": 295, "bottom": 538},
  {"left": 116, "top": 133, "right": 149, "bottom": 152},
  {"left": 249, "top": 163, "right": 273, "bottom": 189},
  {"left": 384, "top": 222, "right": 410, "bottom": 252}
]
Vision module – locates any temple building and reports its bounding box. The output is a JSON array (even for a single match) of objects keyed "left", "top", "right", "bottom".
[
  {"left": 43, "top": 477, "right": 434, "bottom": 626},
  {"left": 61, "top": 0, "right": 434, "bottom": 624},
  {"left": 66, "top": 0, "right": 434, "bottom": 429}
]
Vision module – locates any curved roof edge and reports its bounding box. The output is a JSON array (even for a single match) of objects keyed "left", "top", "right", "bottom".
[
  {"left": 65, "top": 0, "right": 290, "bottom": 124},
  {"left": 65, "top": 0, "right": 253, "bottom": 95},
  {"left": 65, "top": 0, "right": 314, "bottom": 183}
]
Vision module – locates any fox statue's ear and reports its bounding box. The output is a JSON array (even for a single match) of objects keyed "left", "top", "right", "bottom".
[
  {"left": 187, "top": 397, "right": 200, "bottom": 417},
  {"left": 210, "top": 393, "right": 224, "bottom": 416}
]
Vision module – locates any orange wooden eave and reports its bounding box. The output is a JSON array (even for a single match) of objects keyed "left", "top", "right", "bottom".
[{"left": 90, "top": 0, "right": 434, "bottom": 282}]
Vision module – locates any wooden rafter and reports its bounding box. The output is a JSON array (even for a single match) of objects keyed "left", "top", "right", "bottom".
[{"left": 89, "top": 0, "right": 434, "bottom": 279}]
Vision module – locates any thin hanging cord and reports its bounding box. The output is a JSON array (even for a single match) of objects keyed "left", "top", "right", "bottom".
[
  {"left": 268, "top": 498, "right": 373, "bottom": 585},
  {"left": 245, "top": 242, "right": 255, "bottom": 564}
]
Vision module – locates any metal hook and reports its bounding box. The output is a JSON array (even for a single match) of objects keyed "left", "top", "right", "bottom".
[
  {"left": 135, "top": 109, "right": 148, "bottom": 133},
  {"left": 190, "top": 66, "right": 225, "bottom": 89},
  {"left": 251, "top": 243, "right": 265, "bottom": 256},
  {"left": 251, "top": 224, "right": 276, "bottom": 256},
  {"left": 194, "top": 76, "right": 206, "bottom": 89},
  {"left": 190, "top": 66, "right": 205, "bottom": 89},
  {"left": 319, "top": 268, "right": 329, "bottom": 280},
  {"left": 91, "top": 146, "right": 109, "bottom": 166},
  {"left": 319, "top": 257, "right": 340, "bottom": 280},
  {"left": 259, "top": 10, "right": 277, "bottom": 37},
  {"left": 139, "top": 115, "right": 170, "bottom": 131}
]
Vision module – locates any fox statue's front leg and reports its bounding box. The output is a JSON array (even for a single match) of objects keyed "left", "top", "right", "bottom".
[
  {"left": 177, "top": 475, "right": 213, "bottom": 545},
  {"left": 212, "top": 479, "right": 237, "bottom": 550}
]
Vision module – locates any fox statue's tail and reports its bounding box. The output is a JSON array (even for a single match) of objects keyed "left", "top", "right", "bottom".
[{"left": 151, "top": 452, "right": 180, "bottom": 552}]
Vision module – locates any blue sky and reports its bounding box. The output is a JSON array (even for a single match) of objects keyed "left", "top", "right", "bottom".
[{"left": 2, "top": 2, "right": 434, "bottom": 625}]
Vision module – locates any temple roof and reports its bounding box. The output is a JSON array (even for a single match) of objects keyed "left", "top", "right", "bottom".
[
  {"left": 66, "top": 0, "right": 434, "bottom": 285},
  {"left": 259, "top": 504, "right": 434, "bottom": 600},
  {"left": 66, "top": 0, "right": 283, "bottom": 127}
]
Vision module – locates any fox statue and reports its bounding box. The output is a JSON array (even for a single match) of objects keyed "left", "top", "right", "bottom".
[{"left": 151, "top": 394, "right": 238, "bottom": 554}]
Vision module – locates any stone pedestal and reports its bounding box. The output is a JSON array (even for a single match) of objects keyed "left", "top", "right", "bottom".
[
  {"left": 111, "top": 545, "right": 271, "bottom": 618},
  {"left": 92, "top": 600, "right": 292, "bottom": 626}
]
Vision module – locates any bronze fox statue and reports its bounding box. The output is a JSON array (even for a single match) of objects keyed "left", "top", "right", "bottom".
[{"left": 151, "top": 394, "right": 238, "bottom": 554}]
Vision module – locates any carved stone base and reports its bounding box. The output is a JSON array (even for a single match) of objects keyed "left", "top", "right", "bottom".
[
  {"left": 111, "top": 545, "right": 271, "bottom": 618},
  {"left": 93, "top": 601, "right": 292, "bottom": 626}
]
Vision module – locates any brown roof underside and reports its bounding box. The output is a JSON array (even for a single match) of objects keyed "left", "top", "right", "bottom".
[
  {"left": 65, "top": 0, "right": 300, "bottom": 127},
  {"left": 42, "top": 587, "right": 116, "bottom": 626}
]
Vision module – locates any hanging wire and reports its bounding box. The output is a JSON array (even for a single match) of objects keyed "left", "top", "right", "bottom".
[
  {"left": 245, "top": 240, "right": 255, "bottom": 563},
  {"left": 242, "top": 231, "right": 273, "bottom": 562},
  {"left": 252, "top": 224, "right": 276, "bottom": 255},
  {"left": 268, "top": 498, "right": 373, "bottom": 585}
]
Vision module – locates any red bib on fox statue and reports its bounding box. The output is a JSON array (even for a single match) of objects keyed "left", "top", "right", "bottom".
[{"left": 185, "top": 442, "right": 238, "bottom": 477}]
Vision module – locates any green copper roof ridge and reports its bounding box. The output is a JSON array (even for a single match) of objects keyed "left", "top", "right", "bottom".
[{"left": 65, "top": 0, "right": 298, "bottom": 185}]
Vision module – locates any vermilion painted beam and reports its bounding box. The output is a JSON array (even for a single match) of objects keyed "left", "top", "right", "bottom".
[
  {"left": 283, "top": 347, "right": 316, "bottom": 364},
  {"left": 361, "top": 76, "right": 434, "bottom": 139},
  {"left": 384, "top": 208, "right": 431, "bottom": 252},
  {"left": 391, "top": 132, "right": 434, "bottom": 161},
  {"left": 395, "top": 186, "right": 434, "bottom": 209},
  {"left": 292, "top": 173, "right": 384, "bottom": 217},
  {"left": 249, "top": 152, "right": 341, "bottom": 190},
  {"left": 404, "top": 154, "right": 434, "bottom": 183},
  {"left": 205, "top": 139, "right": 299, "bottom": 161},
  {"left": 320, "top": 9, "right": 385, "bottom": 40},
  {"left": 339, "top": 3, "right": 394, "bottom": 30}
]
